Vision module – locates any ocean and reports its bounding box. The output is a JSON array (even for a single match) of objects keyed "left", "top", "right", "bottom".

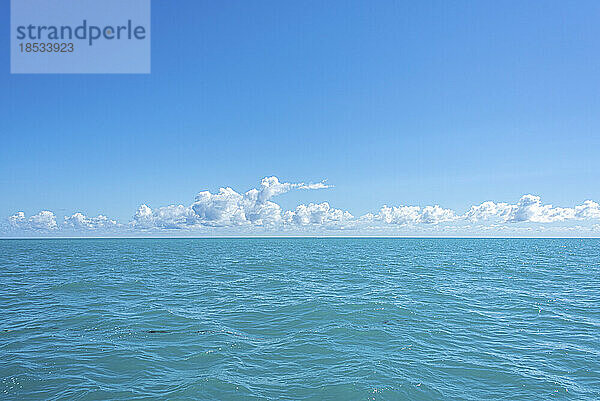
[{"left": 1, "top": 238, "right": 599, "bottom": 400}]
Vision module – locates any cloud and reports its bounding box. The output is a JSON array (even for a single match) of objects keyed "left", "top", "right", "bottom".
[
  {"left": 298, "top": 182, "right": 332, "bottom": 190},
  {"left": 64, "top": 213, "right": 119, "bottom": 230},
  {"left": 465, "top": 195, "right": 598, "bottom": 223},
  {"left": 191, "top": 187, "right": 259, "bottom": 227},
  {"left": 420, "top": 205, "right": 457, "bottom": 224},
  {"left": 465, "top": 201, "right": 512, "bottom": 222},
  {"left": 133, "top": 204, "right": 198, "bottom": 229},
  {"left": 373, "top": 204, "right": 456, "bottom": 225},
  {"left": 132, "top": 176, "right": 331, "bottom": 230},
  {"left": 504, "top": 195, "right": 574, "bottom": 223},
  {"left": 283, "top": 202, "right": 353, "bottom": 227},
  {"left": 4, "top": 178, "right": 600, "bottom": 236},
  {"left": 574, "top": 200, "right": 600, "bottom": 219},
  {"left": 9, "top": 211, "right": 58, "bottom": 231}
]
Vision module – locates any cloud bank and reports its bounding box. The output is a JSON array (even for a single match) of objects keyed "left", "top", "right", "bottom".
[
  {"left": 4, "top": 177, "right": 600, "bottom": 236},
  {"left": 131, "top": 177, "right": 336, "bottom": 229}
]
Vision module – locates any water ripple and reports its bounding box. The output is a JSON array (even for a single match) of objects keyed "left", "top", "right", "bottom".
[{"left": 1, "top": 238, "right": 599, "bottom": 400}]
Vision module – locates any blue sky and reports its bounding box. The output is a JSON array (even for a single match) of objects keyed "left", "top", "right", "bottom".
[{"left": 2, "top": 1, "right": 600, "bottom": 236}]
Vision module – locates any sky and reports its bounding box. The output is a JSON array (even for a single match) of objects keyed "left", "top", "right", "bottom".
[{"left": 2, "top": 1, "right": 600, "bottom": 236}]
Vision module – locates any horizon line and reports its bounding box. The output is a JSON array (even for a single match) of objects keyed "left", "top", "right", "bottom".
[{"left": 1, "top": 236, "right": 599, "bottom": 240}]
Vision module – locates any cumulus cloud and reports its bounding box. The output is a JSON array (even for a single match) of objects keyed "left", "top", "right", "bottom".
[
  {"left": 504, "top": 195, "right": 574, "bottom": 223},
  {"left": 132, "top": 176, "right": 333, "bottom": 230},
  {"left": 360, "top": 194, "right": 600, "bottom": 228},
  {"left": 9, "top": 211, "right": 58, "bottom": 231},
  {"left": 373, "top": 204, "right": 456, "bottom": 225},
  {"left": 64, "top": 213, "right": 119, "bottom": 230},
  {"left": 133, "top": 204, "right": 198, "bottom": 229},
  {"left": 191, "top": 187, "right": 255, "bottom": 227},
  {"left": 283, "top": 202, "right": 353, "bottom": 227},
  {"left": 465, "top": 201, "right": 512, "bottom": 222},
  {"left": 574, "top": 200, "right": 600, "bottom": 219},
  {"left": 4, "top": 178, "right": 600, "bottom": 236},
  {"left": 464, "top": 195, "right": 600, "bottom": 224},
  {"left": 420, "top": 205, "right": 457, "bottom": 224}
]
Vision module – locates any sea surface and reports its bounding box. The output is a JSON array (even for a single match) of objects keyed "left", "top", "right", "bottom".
[{"left": 0, "top": 238, "right": 599, "bottom": 400}]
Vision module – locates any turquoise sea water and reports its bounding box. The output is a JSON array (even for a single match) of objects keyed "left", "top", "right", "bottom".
[{"left": 0, "top": 238, "right": 599, "bottom": 400}]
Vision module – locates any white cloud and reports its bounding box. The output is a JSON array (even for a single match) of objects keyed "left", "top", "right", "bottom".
[
  {"left": 133, "top": 204, "right": 198, "bottom": 230},
  {"left": 377, "top": 205, "right": 421, "bottom": 225},
  {"left": 298, "top": 181, "right": 332, "bottom": 190},
  {"left": 132, "top": 176, "right": 330, "bottom": 230},
  {"left": 64, "top": 213, "right": 119, "bottom": 230},
  {"left": 283, "top": 202, "right": 353, "bottom": 227},
  {"left": 8, "top": 212, "right": 26, "bottom": 227},
  {"left": 4, "top": 178, "right": 600, "bottom": 236},
  {"left": 373, "top": 204, "right": 456, "bottom": 225},
  {"left": 191, "top": 187, "right": 254, "bottom": 227},
  {"left": 9, "top": 211, "right": 58, "bottom": 231},
  {"left": 465, "top": 201, "right": 512, "bottom": 222},
  {"left": 133, "top": 204, "right": 155, "bottom": 229},
  {"left": 504, "top": 195, "right": 574, "bottom": 223},
  {"left": 574, "top": 200, "right": 600, "bottom": 219},
  {"left": 465, "top": 195, "right": 593, "bottom": 223},
  {"left": 420, "top": 205, "right": 457, "bottom": 224}
]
